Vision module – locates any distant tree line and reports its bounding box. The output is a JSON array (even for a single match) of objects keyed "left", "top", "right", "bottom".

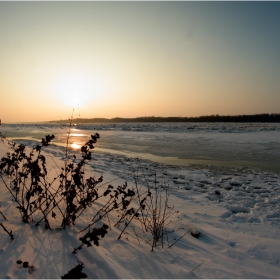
[{"left": 55, "top": 113, "right": 280, "bottom": 123}]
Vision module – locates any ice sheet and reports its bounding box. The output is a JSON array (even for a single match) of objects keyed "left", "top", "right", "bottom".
[{"left": 1, "top": 122, "right": 280, "bottom": 171}]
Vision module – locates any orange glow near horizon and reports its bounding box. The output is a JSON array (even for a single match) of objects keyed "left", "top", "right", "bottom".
[{"left": 0, "top": 2, "right": 280, "bottom": 123}]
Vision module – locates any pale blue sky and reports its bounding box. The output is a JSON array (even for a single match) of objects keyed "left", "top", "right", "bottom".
[{"left": 0, "top": 1, "right": 279, "bottom": 122}]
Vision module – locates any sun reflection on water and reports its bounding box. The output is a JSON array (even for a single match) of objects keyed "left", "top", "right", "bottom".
[
  {"left": 70, "top": 133, "right": 85, "bottom": 137},
  {"left": 71, "top": 142, "right": 82, "bottom": 150}
]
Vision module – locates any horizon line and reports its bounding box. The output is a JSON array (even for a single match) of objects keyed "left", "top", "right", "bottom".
[{"left": 2, "top": 113, "right": 280, "bottom": 124}]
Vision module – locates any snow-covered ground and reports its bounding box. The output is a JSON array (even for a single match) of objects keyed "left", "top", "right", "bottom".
[{"left": 0, "top": 136, "right": 279, "bottom": 279}]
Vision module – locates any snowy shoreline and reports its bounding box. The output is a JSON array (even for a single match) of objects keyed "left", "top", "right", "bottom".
[{"left": 0, "top": 138, "right": 280, "bottom": 278}]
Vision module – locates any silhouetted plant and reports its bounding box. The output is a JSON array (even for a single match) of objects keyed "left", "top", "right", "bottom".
[
  {"left": 0, "top": 135, "right": 55, "bottom": 224},
  {"left": 73, "top": 224, "right": 109, "bottom": 254},
  {"left": 79, "top": 181, "right": 137, "bottom": 234},
  {"left": 0, "top": 114, "right": 185, "bottom": 257},
  {"left": 116, "top": 159, "right": 184, "bottom": 251},
  {"left": 58, "top": 133, "right": 103, "bottom": 228},
  {"left": 134, "top": 182, "right": 180, "bottom": 251},
  {"left": 0, "top": 113, "right": 136, "bottom": 232},
  {"left": 61, "top": 261, "right": 87, "bottom": 279}
]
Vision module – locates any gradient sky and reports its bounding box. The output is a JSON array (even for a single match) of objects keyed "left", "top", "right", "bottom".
[{"left": 0, "top": 1, "right": 280, "bottom": 123}]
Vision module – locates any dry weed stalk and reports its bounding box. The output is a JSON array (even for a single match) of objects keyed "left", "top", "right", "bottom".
[{"left": 117, "top": 158, "right": 184, "bottom": 251}]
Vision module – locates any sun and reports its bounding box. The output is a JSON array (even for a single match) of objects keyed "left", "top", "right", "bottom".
[{"left": 50, "top": 70, "right": 107, "bottom": 108}]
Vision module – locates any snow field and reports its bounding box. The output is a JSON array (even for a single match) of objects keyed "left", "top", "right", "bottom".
[{"left": 0, "top": 138, "right": 279, "bottom": 278}]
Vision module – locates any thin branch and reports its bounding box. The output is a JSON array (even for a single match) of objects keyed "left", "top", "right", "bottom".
[
  {"left": 168, "top": 230, "right": 189, "bottom": 249},
  {"left": 190, "top": 260, "right": 204, "bottom": 273},
  {"left": 0, "top": 222, "right": 14, "bottom": 240},
  {"left": 0, "top": 211, "right": 7, "bottom": 220}
]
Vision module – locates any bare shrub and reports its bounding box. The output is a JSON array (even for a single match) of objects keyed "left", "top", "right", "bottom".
[
  {"left": 116, "top": 159, "right": 185, "bottom": 251},
  {"left": 0, "top": 116, "right": 135, "bottom": 231}
]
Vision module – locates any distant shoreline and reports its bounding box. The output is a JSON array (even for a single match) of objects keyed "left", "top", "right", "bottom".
[
  {"left": 2, "top": 113, "right": 280, "bottom": 124},
  {"left": 54, "top": 113, "right": 280, "bottom": 123}
]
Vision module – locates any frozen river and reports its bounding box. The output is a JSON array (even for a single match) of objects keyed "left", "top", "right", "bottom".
[{"left": 1, "top": 122, "right": 280, "bottom": 171}]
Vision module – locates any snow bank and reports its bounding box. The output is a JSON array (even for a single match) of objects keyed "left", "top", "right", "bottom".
[{"left": 0, "top": 138, "right": 279, "bottom": 278}]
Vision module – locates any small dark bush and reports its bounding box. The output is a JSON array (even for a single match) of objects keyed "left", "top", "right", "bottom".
[{"left": 61, "top": 262, "right": 87, "bottom": 279}]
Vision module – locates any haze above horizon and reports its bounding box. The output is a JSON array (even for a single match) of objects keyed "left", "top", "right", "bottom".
[{"left": 1, "top": 2, "right": 280, "bottom": 123}]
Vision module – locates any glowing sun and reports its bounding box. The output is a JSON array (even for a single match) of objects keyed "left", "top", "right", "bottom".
[{"left": 50, "top": 70, "right": 107, "bottom": 108}]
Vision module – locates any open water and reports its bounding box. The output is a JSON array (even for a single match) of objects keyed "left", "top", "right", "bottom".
[{"left": 1, "top": 122, "right": 280, "bottom": 171}]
